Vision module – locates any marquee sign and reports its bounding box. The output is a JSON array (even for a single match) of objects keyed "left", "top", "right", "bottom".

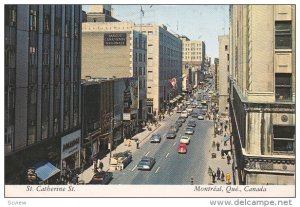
[{"left": 104, "top": 33, "right": 127, "bottom": 46}]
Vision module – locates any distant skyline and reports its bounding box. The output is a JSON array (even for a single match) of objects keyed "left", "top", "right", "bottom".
[{"left": 83, "top": 4, "right": 229, "bottom": 59}]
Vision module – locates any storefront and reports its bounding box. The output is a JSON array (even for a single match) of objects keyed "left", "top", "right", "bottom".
[{"left": 61, "top": 130, "right": 81, "bottom": 175}]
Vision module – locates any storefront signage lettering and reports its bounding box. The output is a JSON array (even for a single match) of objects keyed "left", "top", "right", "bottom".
[
  {"left": 104, "top": 33, "right": 127, "bottom": 46},
  {"left": 63, "top": 138, "right": 80, "bottom": 152},
  {"left": 61, "top": 130, "right": 81, "bottom": 160}
]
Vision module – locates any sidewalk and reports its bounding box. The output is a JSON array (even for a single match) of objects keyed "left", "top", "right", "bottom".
[
  {"left": 203, "top": 118, "right": 234, "bottom": 185},
  {"left": 78, "top": 113, "right": 176, "bottom": 184}
]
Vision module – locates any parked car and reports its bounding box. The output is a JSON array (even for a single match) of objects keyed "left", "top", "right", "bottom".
[
  {"left": 109, "top": 151, "right": 132, "bottom": 170},
  {"left": 175, "top": 120, "right": 182, "bottom": 127},
  {"left": 178, "top": 143, "right": 187, "bottom": 154},
  {"left": 187, "top": 108, "right": 193, "bottom": 115},
  {"left": 198, "top": 115, "right": 204, "bottom": 120},
  {"left": 185, "top": 127, "right": 194, "bottom": 135},
  {"left": 137, "top": 157, "right": 156, "bottom": 170},
  {"left": 150, "top": 134, "right": 161, "bottom": 143},
  {"left": 181, "top": 110, "right": 188, "bottom": 118},
  {"left": 180, "top": 135, "right": 191, "bottom": 144},
  {"left": 166, "top": 131, "right": 176, "bottom": 139},
  {"left": 177, "top": 117, "right": 186, "bottom": 123},
  {"left": 89, "top": 171, "right": 113, "bottom": 184}
]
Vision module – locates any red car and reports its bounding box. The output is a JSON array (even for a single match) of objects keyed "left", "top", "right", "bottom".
[{"left": 178, "top": 143, "right": 187, "bottom": 154}]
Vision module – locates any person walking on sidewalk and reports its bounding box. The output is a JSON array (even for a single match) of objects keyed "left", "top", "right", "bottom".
[
  {"left": 99, "top": 161, "right": 104, "bottom": 171},
  {"left": 136, "top": 139, "right": 140, "bottom": 149},
  {"left": 212, "top": 171, "right": 216, "bottom": 183},
  {"left": 216, "top": 168, "right": 221, "bottom": 180},
  {"left": 221, "top": 171, "right": 225, "bottom": 181},
  {"left": 216, "top": 141, "right": 220, "bottom": 151},
  {"left": 224, "top": 124, "right": 228, "bottom": 132},
  {"left": 227, "top": 154, "right": 231, "bottom": 165}
]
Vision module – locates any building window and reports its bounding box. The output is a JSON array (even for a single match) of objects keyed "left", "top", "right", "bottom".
[
  {"left": 275, "top": 73, "right": 292, "bottom": 101},
  {"left": 225, "top": 45, "right": 228, "bottom": 51},
  {"left": 43, "top": 14, "right": 50, "bottom": 33},
  {"left": 74, "top": 22, "right": 79, "bottom": 38},
  {"left": 65, "top": 21, "right": 70, "bottom": 38},
  {"left": 273, "top": 125, "right": 295, "bottom": 153},
  {"left": 27, "top": 125, "right": 36, "bottom": 145},
  {"left": 5, "top": 5, "right": 17, "bottom": 27},
  {"left": 55, "top": 18, "right": 61, "bottom": 36},
  {"left": 42, "top": 50, "right": 49, "bottom": 66},
  {"left": 55, "top": 51, "right": 61, "bottom": 67},
  {"left": 275, "top": 21, "right": 292, "bottom": 49},
  {"left": 29, "top": 9, "right": 38, "bottom": 31},
  {"left": 135, "top": 53, "right": 137, "bottom": 62},
  {"left": 139, "top": 53, "right": 142, "bottom": 62}
]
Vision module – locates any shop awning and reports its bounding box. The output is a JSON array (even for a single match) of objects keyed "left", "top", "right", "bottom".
[
  {"left": 34, "top": 161, "right": 60, "bottom": 181},
  {"left": 223, "top": 135, "right": 231, "bottom": 142}
]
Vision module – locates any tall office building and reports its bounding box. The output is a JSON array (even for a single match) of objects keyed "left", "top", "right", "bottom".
[
  {"left": 218, "top": 35, "right": 230, "bottom": 115},
  {"left": 229, "top": 5, "right": 295, "bottom": 185},
  {"left": 181, "top": 36, "right": 206, "bottom": 90},
  {"left": 5, "top": 5, "right": 82, "bottom": 184},
  {"left": 138, "top": 24, "right": 182, "bottom": 115}
]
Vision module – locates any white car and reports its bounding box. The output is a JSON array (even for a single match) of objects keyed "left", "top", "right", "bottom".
[
  {"left": 198, "top": 115, "right": 204, "bottom": 120},
  {"left": 181, "top": 110, "right": 188, "bottom": 118},
  {"left": 180, "top": 135, "right": 191, "bottom": 144}
]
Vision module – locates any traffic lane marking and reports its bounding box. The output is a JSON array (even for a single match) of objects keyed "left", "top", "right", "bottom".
[
  {"left": 145, "top": 151, "right": 150, "bottom": 156},
  {"left": 165, "top": 153, "right": 170, "bottom": 158},
  {"left": 155, "top": 166, "right": 160, "bottom": 174},
  {"left": 131, "top": 165, "right": 137, "bottom": 171}
]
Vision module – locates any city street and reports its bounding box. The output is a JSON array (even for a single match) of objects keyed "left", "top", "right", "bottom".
[{"left": 110, "top": 105, "right": 214, "bottom": 185}]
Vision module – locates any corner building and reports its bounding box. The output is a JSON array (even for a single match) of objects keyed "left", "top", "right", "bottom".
[
  {"left": 136, "top": 24, "right": 182, "bottom": 115},
  {"left": 229, "top": 5, "right": 295, "bottom": 185},
  {"left": 5, "top": 5, "right": 82, "bottom": 184},
  {"left": 81, "top": 21, "right": 147, "bottom": 126}
]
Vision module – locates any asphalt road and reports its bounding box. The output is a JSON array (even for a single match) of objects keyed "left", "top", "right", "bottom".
[{"left": 110, "top": 107, "right": 214, "bottom": 185}]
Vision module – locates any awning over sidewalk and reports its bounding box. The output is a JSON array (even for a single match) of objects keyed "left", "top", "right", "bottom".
[
  {"left": 33, "top": 161, "right": 60, "bottom": 181},
  {"left": 223, "top": 135, "right": 231, "bottom": 142}
]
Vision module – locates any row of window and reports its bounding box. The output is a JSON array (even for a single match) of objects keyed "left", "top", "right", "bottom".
[
  {"left": 134, "top": 52, "right": 146, "bottom": 63},
  {"left": 27, "top": 9, "right": 80, "bottom": 39}
]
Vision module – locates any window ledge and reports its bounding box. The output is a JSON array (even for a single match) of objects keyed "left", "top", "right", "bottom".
[{"left": 274, "top": 49, "right": 293, "bottom": 53}]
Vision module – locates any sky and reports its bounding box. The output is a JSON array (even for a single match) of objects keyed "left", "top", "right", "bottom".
[{"left": 83, "top": 4, "right": 229, "bottom": 59}]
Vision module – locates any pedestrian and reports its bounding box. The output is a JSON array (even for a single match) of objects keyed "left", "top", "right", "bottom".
[
  {"left": 226, "top": 173, "right": 231, "bottom": 185},
  {"left": 221, "top": 149, "right": 224, "bottom": 159},
  {"left": 136, "top": 139, "right": 140, "bottom": 149},
  {"left": 227, "top": 154, "right": 231, "bottom": 165},
  {"left": 224, "top": 124, "right": 228, "bottom": 132},
  {"left": 97, "top": 158, "right": 101, "bottom": 169},
  {"left": 212, "top": 171, "right": 216, "bottom": 183},
  {"left": 99, "top": 161, "right": 104, "bottom": 171},
  {"left": 216, "top": 142, "right": 220, "bottom": 151},
  {"left": 216, "top": 168, "right": 221, "bottom": 180},
  {"left": 221, "top": 171, "right": 225, "bottom": 181},
  {"left": 128, "top": 140, "right": 131, "bottom": 147}
]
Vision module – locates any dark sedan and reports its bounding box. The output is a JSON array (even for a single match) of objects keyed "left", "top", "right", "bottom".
[
  {"left": 166, "top": 131, "right": 176, "bottom": 139},
  {"left": 89, "top": 171, "right": 113, "bottom": 184},
  {"left": 137, "top": 157, "right": 156, "bottom": 170},
  {"left": 187, "top": 120, "right": 196, "bottom": 127},
  {"left": 177, "top": 117, "right": 186, "bottom": 123},
  {"left": 175, "top": 120, "right": 182, "bottom": 127},
  {"left": 150, "top": 134, "right": 161, "bottom": 143}
]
